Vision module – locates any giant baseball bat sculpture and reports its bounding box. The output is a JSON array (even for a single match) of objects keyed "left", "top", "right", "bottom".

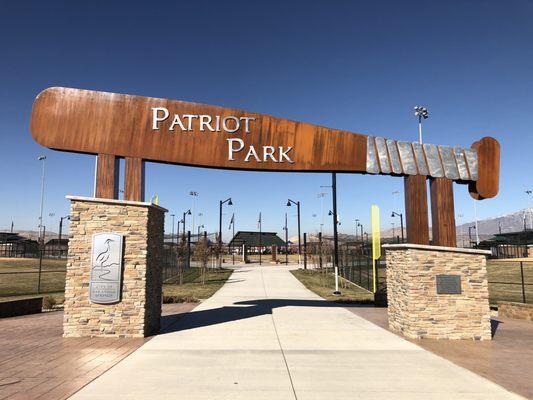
[{"left": 30, "top": 87, "right": 499, "bottom": 200}]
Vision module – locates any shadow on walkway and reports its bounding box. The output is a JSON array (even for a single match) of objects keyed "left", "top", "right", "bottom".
[{"left": 160, "top": 298, "right": 350, "bottom": 334}]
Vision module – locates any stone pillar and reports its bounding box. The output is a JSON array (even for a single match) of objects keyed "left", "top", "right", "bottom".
[
  {"left": 271, "top": 245, "right": 277, "bottom": 261},
  {"left": 63, "top": 196, "right": 166, "bottom": 338},
  {"left": 383, "top": 244, "right": 492, "bottom": 340}
]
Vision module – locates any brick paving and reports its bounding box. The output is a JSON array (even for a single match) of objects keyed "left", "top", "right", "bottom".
[
  {"left": 347, "top": 306, "right": 533, "bottom": 399},
  {"left": 0, "top": 303, "right": 197, "bottom": 400}
]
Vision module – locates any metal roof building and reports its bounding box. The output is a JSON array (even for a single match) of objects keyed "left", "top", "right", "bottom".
[{"left": 228, "top": 231, "right": 286, "bottom": 248}]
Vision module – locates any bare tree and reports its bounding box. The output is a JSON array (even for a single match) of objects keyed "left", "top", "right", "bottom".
[{"left": 194, "top": 236, "right": 211, "bottom": 285}]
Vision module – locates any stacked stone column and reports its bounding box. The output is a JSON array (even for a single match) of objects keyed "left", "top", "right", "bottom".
[
  {"left": 63, "top": 196, "right": 166, "bottom": 338},
  {"left": 384, "top": 244, "right": 492, "bottom": 340}
]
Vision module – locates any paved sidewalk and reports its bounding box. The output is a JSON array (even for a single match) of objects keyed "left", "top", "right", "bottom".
[{"left": 70, "top": 265, "right": 522, "bottom": 399}]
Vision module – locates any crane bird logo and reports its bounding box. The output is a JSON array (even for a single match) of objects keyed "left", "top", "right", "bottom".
[{"left": 93, "top": 238, "right": 119, "bottom": 281}]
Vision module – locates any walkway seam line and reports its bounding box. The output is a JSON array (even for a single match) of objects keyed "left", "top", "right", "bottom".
[{"left": 259, "top": 266, "right": 298, "bottom": 400}]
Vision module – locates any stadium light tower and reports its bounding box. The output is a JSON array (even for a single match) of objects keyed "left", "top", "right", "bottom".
[{"left": 414, "top": 106, "right": 429, "bottom": 143}]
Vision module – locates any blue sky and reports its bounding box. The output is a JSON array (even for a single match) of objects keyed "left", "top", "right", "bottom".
[{"left": 1, "top": 1, "right": 532, "bottom": 241}]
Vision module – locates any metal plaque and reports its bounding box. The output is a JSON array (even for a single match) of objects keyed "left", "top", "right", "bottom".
[
  {"left": 366, "top": 136, "right": 379, "bottom": 174},
  {"left": 436, "top": 274, "right": 462, "bottom": 295},
  {"left": 89, "top": 233, "right": 124, "bottom": 304},
  {"left": 386, "top": 139, "right": 402, "bottom": 174}
]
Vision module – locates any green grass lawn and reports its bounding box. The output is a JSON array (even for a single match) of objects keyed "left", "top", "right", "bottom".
[
  {"left": 487, "top": 260, "right": 533, "bottom": 304},
  {"left": 0, "top": 256, "right": 233, "bottom": 304},
  {"left": 0, "top": 258, "right": 67, "bottom": 298},
  {"left": 291, "top": 268, "right": 374, "bottom": 303},
  {"left": 163, "top": 267, "right": 233, "bottom": 302}
]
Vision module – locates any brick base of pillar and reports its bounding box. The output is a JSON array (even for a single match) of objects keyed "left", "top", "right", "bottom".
[
  {"left": 383, "top": 244, "right": 492, "bottom": 340},
  {"left": 63, "top": 196, "right": 166, "bottom": 338}
]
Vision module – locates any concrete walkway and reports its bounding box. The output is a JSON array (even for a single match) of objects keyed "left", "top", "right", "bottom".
[{"left": 70, "top": 265, "right": 522, "bottom": 400}]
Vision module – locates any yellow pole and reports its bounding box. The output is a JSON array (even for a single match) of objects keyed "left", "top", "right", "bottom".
[{"left": 371, "top": 205, "right": 381, "bottom": 293}]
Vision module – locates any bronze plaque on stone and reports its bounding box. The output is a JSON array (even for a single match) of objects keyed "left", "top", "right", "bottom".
[
  {"left": 89, "top": 233, "right": 124, "bottom": 304},
  {"left": 436, "top": 274, "right": 462, "bottom": 294}
]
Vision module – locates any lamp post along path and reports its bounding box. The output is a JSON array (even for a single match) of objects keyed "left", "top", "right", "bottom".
[
  {"left": 219, "top": 197, "right": 232, "bottom": 267},
  {"left": 287, "top": 199, "right": 301, "bottom": 265}
]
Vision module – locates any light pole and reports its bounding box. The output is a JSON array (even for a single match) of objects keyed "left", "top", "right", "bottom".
[
  {"left": 286, "top": 199, "right": 301, "bottom": 264},
  {"left": 228, "top": 213, "right": 235, "bottom": 265},
  {"left": 356, "top": 221, "right": 364, "bottom": 243},
  {"left": 330, "top": 173, "right": 340, "bottom": 296},
  {"left": 526, "top": 190, "right": 532, "bottom": 230},
  {"left": 181, "top": 209, "right": 191, "bottom": 239},
  {"left": 197, "top": 224, "right": 204, "bottom": 238},
  {"left": 457, "top": 214, "right": 464, "bottom": 246},
  {"left": 170, "top": 214, "right": 175, "bottom": 245},
  {"left": 189, "top": 191, "right": 199, "bottom": 236},
  {"left": 469, "top": 226, "right": 477, "bottom": 247},
  {"left": 473, "top": 201, "right": 480, "bottom": 245},
  {"left": 283, "top": 212, "right": 288, "bottom": 264},
  {"left": 414, "top": 106, "right": 429, "bottom": 143},
  {"left": 391, "top": 211, "right": 404, "bottom": 243},
  {"left": 182, "top": 209, "right": 191, "bottom": 236},
  {"left": 58, "top": 215, "right": 69, "bottom": 256},
  {"left": 37, "top": 155, "right": 46, "bottom": 244},
  {"left": 355, "top": 219, "right": 360, "bottom": 242},
  {"left": 317, "top": 192, "right": 327, "bottom": 235},
  {"left": 219, "top": 197, "right": 233, "bottom": 266}
]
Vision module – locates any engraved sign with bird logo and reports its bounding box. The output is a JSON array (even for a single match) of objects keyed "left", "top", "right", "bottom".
[{"left": 89, "top": 233, "right": 124, "bottom": 304}]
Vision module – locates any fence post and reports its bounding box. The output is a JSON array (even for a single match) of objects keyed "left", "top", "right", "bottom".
[
  {"left": 187, "top": 231, "right": 191, "bottom": 269},
  {"left": 520, "top": 261, "right": 526, "bottom": 303},
  {"left": 37, "top": 246, "right": 44, "bottom": 293},
  {"left": 303, "top": 233, "right": 307, "bottom": 270},
  {"left": 318, "top": 232, "right": 323, "bottom": 269},
  {"left": 367, "top": 257, "right": 370, "bottom": 291}
]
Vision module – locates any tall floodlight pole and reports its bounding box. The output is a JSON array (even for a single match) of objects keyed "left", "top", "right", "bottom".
[
  {"left": 331, "top": 173, "right": 341, "bottom": 295},
  {"left": 355, "top": 219, "right": 360, "bottom": 242},
  {"left": 286, "top": 199, "right": 301, "bottom": 265},
  {"left": 189, "top": 191, "right": 199, "bottom": 236},
  {"left": 391, "top": 212, "right": 404, "bottom": 243},
  {"left": 37, "top": 155, "right": 47, "bottom": 244},
  {"left": 219, "top": 197, "right": 232, "bottom": 267},
  {"left": 414, "top": 106, "right": 429, "bottom": 143}
]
